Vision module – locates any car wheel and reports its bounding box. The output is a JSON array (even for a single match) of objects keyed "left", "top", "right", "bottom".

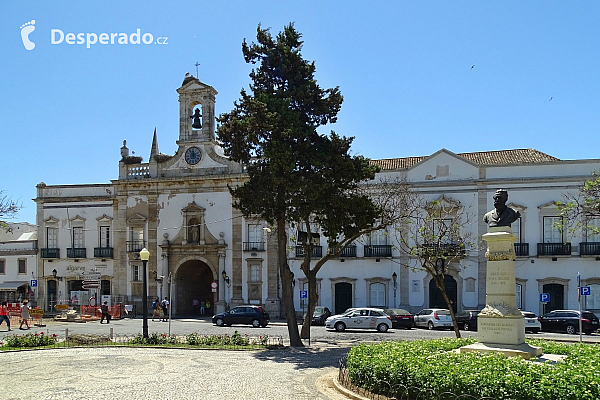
[
  {"left": 566, "top": 324, "right": 576, "bottom": 335},
  {"left": 215, "top": 318, "right": 224, "bottom": 327},
  {"left": 463, "top": 322, "right": 470, "bottom": 331},
  {"left": 427, "top": 321, "right": 434, "bottom": 330},
  {"left": 252, "top": 319, "right": 261, "bottom": 328},
  {"left": 377, "top": 323, "right": 389, "bottom": 333},
  {"left": 335, "top": 322, "right": 346, "bottom": 332}
]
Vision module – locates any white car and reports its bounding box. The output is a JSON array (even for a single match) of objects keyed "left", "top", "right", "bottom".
[
  {"left": 521, "top": 310, "right": 541, "bottom": 333},
  {"left": 414, "top": 308, "right": 453, "bottom": 330},
  {"left": 325, "top": 307, "right": 392, "bottom": 332}
]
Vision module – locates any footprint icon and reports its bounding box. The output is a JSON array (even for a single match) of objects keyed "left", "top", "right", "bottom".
[{"left": 20, "top": 20, "right": 36, "bottom": 50}]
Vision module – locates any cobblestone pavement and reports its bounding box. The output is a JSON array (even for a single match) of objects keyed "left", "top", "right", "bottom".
[{"left": 0, "top": 345, "right": 353, "bottom": 400}]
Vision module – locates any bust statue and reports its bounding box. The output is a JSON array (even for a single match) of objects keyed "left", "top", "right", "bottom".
[{"left": 483, "top": 189, "right": 520, "bottom": 228}]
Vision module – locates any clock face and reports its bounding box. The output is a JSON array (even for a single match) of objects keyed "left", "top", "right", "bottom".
[{"left": 185, "top": 147, "right": 201, "bottom": 165}]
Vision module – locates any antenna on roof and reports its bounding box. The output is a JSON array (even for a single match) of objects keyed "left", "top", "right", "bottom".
[{"left": 195, "top": 62, "right": 200, "bottom": 78}]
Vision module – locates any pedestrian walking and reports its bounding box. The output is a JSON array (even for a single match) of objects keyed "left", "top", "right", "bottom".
[
  {"left": 199, "top": 300, "right": 205, "bottom": 316},
  {"left": 151, "top": 298, "right": 160, "bottom": 321},
  {"left": 192, "top": 298, "right": 199, "bottom": 315},
  {"left": 0, "top": 301, "right": 11, "bottom": 331},
  {"left": 161, "top": 297, "right": 169, "bottom": 322},
  {"left": 205, "top": 300, "right": 211, "bottom": 315},
  {"left": 100, "top": 301, "right": 111, "bottom": 324},
  {"left": 19, "top": 299, "right": 31, "bottom": 330}
]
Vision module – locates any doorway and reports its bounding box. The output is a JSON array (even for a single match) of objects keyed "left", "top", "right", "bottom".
[
  {"left": 335, "top": 282, "right": 352, "bottom": 315},
  {"left": 175, "top": 260, "right": 214, "bottom": 316},
  {"left": 543, "top": 283, "right": 564, "bottom": 314},
  {"left": 429, "top": 275, "right": 458, "bottom": 312}
]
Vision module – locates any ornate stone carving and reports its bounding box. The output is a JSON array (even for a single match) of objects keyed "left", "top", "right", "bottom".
[
  {"left": 485, "top": 248, "right": 516, "bottom": 261},
  {"left": 480, "top": 301, "right": 520, "bottom": 317}
]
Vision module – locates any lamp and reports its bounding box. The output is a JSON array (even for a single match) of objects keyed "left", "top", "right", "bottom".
[
  {"left": 140, "top": 248, "right": 150, "bottom": 338},
  {"left": 52, "top": 269, "right": 62, "bottom": 281},
  {"left": 392, "top": 272, "right": 398, "bottom": 308},
  {"left": 221, "top": 270, "right": 230, "bottom": 285}
]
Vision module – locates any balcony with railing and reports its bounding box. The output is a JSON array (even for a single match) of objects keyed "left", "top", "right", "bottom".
[
  {"left": 67, "top": 248, "right": 87, "bottom": 258},
  {"left": 295, "top": 245, "right": 323, "bottom": 258},
  {"left": 537, "top": 242, "right": 571, "bottom": 256},
  {"left": 243, "top": 241, "right": 265, "bottom": 252},
  {"left": 514, "top": 243, "right": 529, "bottom": 257},
  {"left": 41, "top": 248, "right": 60, "bottom": 258},
  {"left": 328, "top": 245, "right": 357, "bottom": 258},
  {"left": 127, "top": 240, "right": 146, "bottom": 253},
  {"left": 580, "top": 242, "right": 600, "bottom": 256},
  {"left": 364, "top": 245, "right": 392, "bottom": 258},
  {"left": 94, "top": 247, "right": 114, "bottom": 258}
]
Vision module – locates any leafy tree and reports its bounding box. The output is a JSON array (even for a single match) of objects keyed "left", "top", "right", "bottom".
[
  {"left": 556, "top": 172, "right": 600, "bottom": 240},
  {"left": 393, "top": 195, "right": 477, "bottom": 338},
  {"left": 0, "top": 191, "right": 21, "bottom": 232},
  {"left": 217, "top": 24, "right": 404, "bottom": 346}
]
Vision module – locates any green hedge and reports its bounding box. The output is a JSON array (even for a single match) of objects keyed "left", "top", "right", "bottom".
[{"left": 346, "top": 338, "right": 600, "bottom": 400}]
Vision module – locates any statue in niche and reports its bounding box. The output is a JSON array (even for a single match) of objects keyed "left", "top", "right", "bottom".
[
  {"left": 189, "top": 225, "right": 200, "bottom": 243},
  {"left": 191, "top": 108, "right": 202, "bottom": 129},
  {"left": 483, "top": 189, "right": 520, "bottom": 228}
]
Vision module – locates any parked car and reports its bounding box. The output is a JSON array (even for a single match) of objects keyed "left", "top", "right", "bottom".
[
  {"left": 212, "top": 305, "right": 270, "bottom": 327},
  {"left": 521, "top": 311, "right": 542, "bottom": 333},
  {"left": 383, "top": 308, "right": 415, "bottom": 329},
  {"left": 455, "top": 310, "right": 480, "bottom": 331},
  {"left": 311, "top": 306, "right": 332, "bottom": 325},
  {"left": 540, "top": 310, "right": 599, "bottom": 335},
  {"left": 325, "top": 307, "right": 392, "bottom": 332},
  {"left": 414, "top": 308, "right": 453, "bottom": 330}
]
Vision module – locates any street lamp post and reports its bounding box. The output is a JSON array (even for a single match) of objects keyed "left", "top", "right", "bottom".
[
  {"left": 392, "top": 272, "right": 397, "bottom": 308},
  {"left": 140, "top": 248, "right": 150, "bottom": 338}
]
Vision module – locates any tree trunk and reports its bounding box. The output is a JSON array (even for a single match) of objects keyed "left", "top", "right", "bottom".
[
  {"left": 300, "top": 268, "right": 318, "bottom": 339},
  {"left": 433, "top": 273, "right": 461, "bottom": 338},
  {"left": 277, "top": 217, "right": 303, "bottom": 347}
]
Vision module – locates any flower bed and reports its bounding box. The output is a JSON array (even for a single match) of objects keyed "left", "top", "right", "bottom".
[{"left": 345, "top": 338, "right": 600, "bottom": 400}]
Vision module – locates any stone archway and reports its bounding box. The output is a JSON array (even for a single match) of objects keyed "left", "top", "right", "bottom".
[{"left": 175, "top": 260, "right": 215, "bottom": 316}]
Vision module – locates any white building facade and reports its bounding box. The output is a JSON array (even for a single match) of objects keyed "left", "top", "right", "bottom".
[
  {"left": 33, "top": 77, "right": 600, "bottom": 318},
  {"left": 0, "top": 222, "right": 37, "bottom": 302}
]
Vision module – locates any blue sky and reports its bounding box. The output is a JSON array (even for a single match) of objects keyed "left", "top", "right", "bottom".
[{"left": 2, "top": 1, "right": 599, "bottom": 224}]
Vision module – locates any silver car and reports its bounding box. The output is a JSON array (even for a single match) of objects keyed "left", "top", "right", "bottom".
[
  {"left": 325, "top": 307, "right": 392, "bottom": 332},
  {"left": 521, "top": 310, "right": 541, "bottom": 333},
  {"left": 414, "top": 308, "right": 453, "bottom": 330}
]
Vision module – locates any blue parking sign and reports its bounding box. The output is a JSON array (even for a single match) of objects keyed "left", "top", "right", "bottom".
[
  {"left": 540, "top": 293, "right": 550, "bottom": 303},
  {"left": 581, "top": 286, "right": 591, "bottom": 296},
  {"left": 300, "top": 290, "right": 308, "bottom": 299},
  {"left": 30, "top": 279, "right": 37, "bottom": 287}
]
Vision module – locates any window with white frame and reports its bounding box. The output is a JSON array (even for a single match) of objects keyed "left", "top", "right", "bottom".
[
  {"left": 516, "top": 283, "right": 522, "bottom": 310},
  {"left": 73, "top": 227, "right": 84, "bottom": 248},
  {"left": 370, "top": 282, "right": 386, "bottom": 307},
  {"left": 0, "top": 259, "right": 5, "bottom": 274},
  {"left": 369, "top": 229, "right": 387, "bottom": 245},
  {"left": 132, "top": 265, "right": 140, "bottom": 281},
  {"left": 586, "top": 217, "right": 600, "bottom": 242},
  {"left": 512, "top": 217, "right": 522, "bottom": 242},
  {"left": 584, "top": 284, "right": 600, "bottom": 310},
  {"left": 18, "top": 259, "right": 26, "bottom": 274},
  {"left": 543, "top": 216, "right": 563, "bottom": 243},
  {"left": 131, "top": 227, "right": 144, "bottom": 242},
  {"left": 249, "top": 264, "right": 261, "bottom": 282},
  {"left": 46, "top": 227, "right": 58, "bottom": 248},
  {"left": 100, "top": 226, "right": 111, "bottom": 247},
  {"left": 248, "top": 224, "right": 262, "bottom": 243}
]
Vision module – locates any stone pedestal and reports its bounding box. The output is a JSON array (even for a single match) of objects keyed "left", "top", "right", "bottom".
[{"left": 459, "top": 227, "right": 541, "bottom": 360}]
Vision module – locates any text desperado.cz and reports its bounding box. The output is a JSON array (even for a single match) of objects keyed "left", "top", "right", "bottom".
[{"left": 51, "top": 29, "right": 167, "bottom": 48}]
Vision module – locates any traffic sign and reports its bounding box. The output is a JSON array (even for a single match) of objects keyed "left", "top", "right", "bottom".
[
  {"left": 54, "top": 304, "right": 69, "bottom": 310},
  {"left": 30, "top": 279, "right": 37, "bottom": 287},
  {"left": 30, "top": 308, "right": 44, "bottom": 316},
  {"left": 581, "top": 286, "right": 591, "bottom": 296},
  {"left": 300, "top": 290, "right": 308, "bottom": 299},
  {"left": 540, "top": 293, "right": 550, "bottom": 303},
  {"left": 211, "top": 281, "right": 218, "bottom": 289}
]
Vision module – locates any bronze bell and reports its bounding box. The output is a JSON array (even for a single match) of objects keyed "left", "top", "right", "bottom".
[{"left": 191, "top": 108, "right": 202, "bottom": 129}]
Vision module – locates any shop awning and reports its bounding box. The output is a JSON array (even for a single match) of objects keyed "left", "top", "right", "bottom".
[{"left": 0, "top": 281, "right": 28, "bottom": 291}]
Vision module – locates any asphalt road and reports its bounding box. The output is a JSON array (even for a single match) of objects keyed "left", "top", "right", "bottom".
[{"left": 1, "top": 316, "right": 599, "bottom": 346}]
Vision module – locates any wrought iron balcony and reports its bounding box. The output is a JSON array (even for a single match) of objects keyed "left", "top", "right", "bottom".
[
  {"left": 127, "top": 240, "right": 146, "bottom": 253},
  {"left": 328, "top": 245, "right": 357, "bottom": 258},
  {"left": 41, "top": 248, "right": 60, "bottom": 258},
  {"left": 94, "top": 247, "right": 114, "bottom": 258},
  {"left": 364, "top": 245, "right": 392, "bottom": 258},
  {"left": 514, "top": 243, "right": 529, "bottom": 257},
  {"left": 537, "top": 242, "right": 571, "bottom": 256},
  {"left": 243, "top": 241, "right": 265, "bottom": 252},
  {"left": 295, "top": 245, "right": 323, "bottom": 258},
  {"left": 67, "top": 248, "right": 87, "bottom": 258},
  {"left": 580, "top": 242, "right": 600, "bottom": 256},
  {"left": 421, "top": 243, "right": 465, "bottom": 258}
]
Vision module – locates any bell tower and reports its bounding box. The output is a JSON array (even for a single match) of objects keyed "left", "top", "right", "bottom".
[{"left": 176, "top": 74, "right": 218, "bottom": 144}]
